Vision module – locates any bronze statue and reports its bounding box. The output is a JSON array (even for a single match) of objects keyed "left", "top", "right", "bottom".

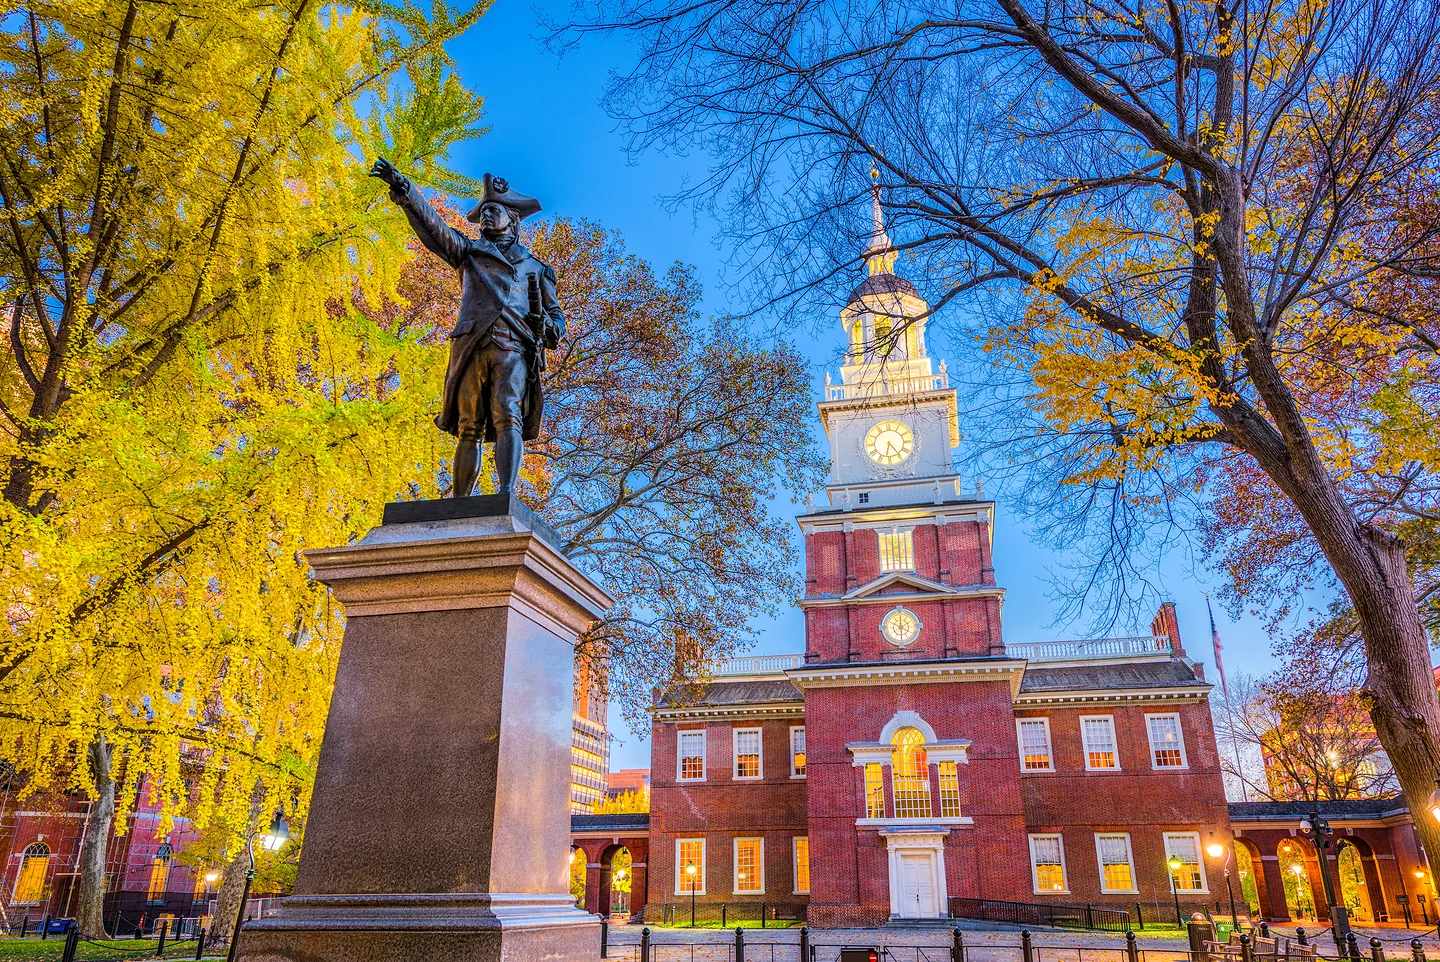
[{"left": 370, "top": 159, "right": 564, "bottom": 498}]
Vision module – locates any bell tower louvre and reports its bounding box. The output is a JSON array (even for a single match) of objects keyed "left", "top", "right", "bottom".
[{"left": 641, "top": 180, "right": 1232, "bottom": 930}]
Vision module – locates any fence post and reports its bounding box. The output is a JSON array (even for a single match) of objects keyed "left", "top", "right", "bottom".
[
  {"left": 1126, "top": 930, "right": 1140, "bottom": 962},
  {"left": 640, "top": 926, "right": 651, "bottom": 962},
  {"left": 801, "top": 926, "right": 811, "bottom": 962},
  {"left": 19, "top": 916, "right": 28, "bottom": 938},
  {"left": 1297, "top": 929, "right": 1309, "bottom": 947},
  {"left": 197, "top": 927, "right": 208, "bottom": 961},
  {"left": 60, "top": 927, "right": 79, "bottom": 962},
  {"left": 1086, "top": 905, "right": 1095, "bottom": 931},
  {"left": 600, "top": 919, "right": 609, "bottom": 959},
  {"left": 1240, "top": 933, "right": 1252, "bottom": 962},
  {"left": 723, "top": 905, "right": 727, "bottom": 929},
  {"left": 1259, "top": 923, "right": 1270, "bottom": 940},
  {"left": 953, "top": 926, "right": 965, "bottom": 962},
  {"left": 1410, "top": 940, "right": 1424, "bottom": 962},
  {"left": 112, "top": 909, "right": 123, "bottom": 938},
  {"left": 1135, "top": 904, "right": 1145, "bottom": 931},
  {"left": 1369, "top": 938, "right": 1384, "bottom": 962},
  {"left": 762, "top": 903, "right": 767, "bottom": 929},
  {"left": 1021, "top": 929, "right": 1034, "bottom": 962},
  {"left": 1347, "top": 934, "right": 1362, "bottom": 962},
  {"left": 41, "top": 913, "right": 52, "bottom": 940},
  {"left": 156, "top": 917, "right": 168, "bottom": 956},
  {"left": 735, "top": 926, "right": 746, "bottom": 962}
]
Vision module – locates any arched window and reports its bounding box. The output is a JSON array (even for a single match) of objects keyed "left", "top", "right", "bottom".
[
  {"left": 12, "top": 842, "right": 50, "bottom": 904},
  {"left": 147, "top": 843, "right": 174, "bottom": 903},
  {"left": 891, "top": 727, "right": 931, "bottom": 818},
  {"left": 850, "top": 319, "right": 865, "bottom": 359}
]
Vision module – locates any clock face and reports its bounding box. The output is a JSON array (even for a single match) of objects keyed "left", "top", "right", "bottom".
[
  {"left": 882, "top": 607, "right": 921, "bottom": 647},
  {"left": 865, "top": 420, "right": 914, "bottom": 465}
]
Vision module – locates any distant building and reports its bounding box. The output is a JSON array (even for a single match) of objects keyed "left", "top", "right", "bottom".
[
  {"left": 573, "top": 653, "right": 611, "bottom": 814},
  {"left": 606, "top": 769, "right": 650, "bottom": 800}
]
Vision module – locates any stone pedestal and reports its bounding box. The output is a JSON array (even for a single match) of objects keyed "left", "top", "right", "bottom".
[{"left": 240, "top": 496, "right": 611, "bottom": 962}]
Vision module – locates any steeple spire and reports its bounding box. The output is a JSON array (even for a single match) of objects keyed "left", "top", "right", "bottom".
[{"left": 864, "top": 167, "right": 898, "bottom": 277}]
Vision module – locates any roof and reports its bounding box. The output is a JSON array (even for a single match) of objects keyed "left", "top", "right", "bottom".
[
  {"left": 655, "top": 679, "right": 803, "bottom": 709},
  {"left": 1019, "top": 659, "right": 1208, "bottom": 693},
  {"left": 1227, "top": 797, "right": 1407, "bottom": 821},
  {"left": 571, "top": 813, "right": 650, "bottom": 833},
  {"left": 848, "top": 272, "right": 918, "bottom": 303}
]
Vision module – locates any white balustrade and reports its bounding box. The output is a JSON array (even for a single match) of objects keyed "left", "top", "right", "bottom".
[
  {"left": 710, "top": 653, "right": 804, "bottom": 676},
  {"left": 1004, "top": 636, "right": 1172, "bottom": 662}
]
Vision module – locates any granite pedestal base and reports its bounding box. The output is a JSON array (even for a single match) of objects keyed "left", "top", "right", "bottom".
[{"left": 239, "top": 498, "right": 610, "bottom": 962}]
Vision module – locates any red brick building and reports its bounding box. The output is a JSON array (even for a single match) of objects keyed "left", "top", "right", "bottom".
[{"left": 643, "top": 194, "right": 1236, "bottom": 927}]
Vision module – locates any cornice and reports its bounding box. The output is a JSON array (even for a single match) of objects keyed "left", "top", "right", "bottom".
[
  {"left": 798, "top": 501, "right": 995, "bottom": 532},
  {"left": 799, "top": 585, "right": 1005, "bottom": 610},
  {"left": 787, "top": 658, "right": 1026, "bottom": 698},
  {"left": 1013, "top": 685, "right": 1212, "bottom": 707},
  {"left": 652, "top": 701, "right": 806, "bottom": 722}
]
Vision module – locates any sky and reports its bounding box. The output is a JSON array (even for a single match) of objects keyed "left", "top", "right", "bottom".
[{"left": 440, "top": 0, "right": 1323, "bottom": 772}]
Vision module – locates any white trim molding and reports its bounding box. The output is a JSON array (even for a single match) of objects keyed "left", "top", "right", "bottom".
[{"left": 789, "top": 659, "right": 1026, "bottom": 698}]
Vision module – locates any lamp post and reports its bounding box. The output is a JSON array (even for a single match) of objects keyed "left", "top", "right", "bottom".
[
  {"left": 1415, "top": 871, "right": 1431, "bottom": 926},
  {"left": 225, "top": 812, "right": 289, "bottom": 962},
  {"left": 1299, "top": 811, "right": 1349, "bottom": 952},
  {"left": 1167, "top": 856, "right": 1184, "bottom": 926},
  {"left": 1208, "top": 843, "right": 1239, "bottom": 927},
  {"left": 685, "top": 862, "right": 697, "bottom": 927}
]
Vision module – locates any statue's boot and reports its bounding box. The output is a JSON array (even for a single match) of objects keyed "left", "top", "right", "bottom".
[
  {"left": 494, "top": 426, "right": 523, "bottom": 496},
  {"left": 452, "top": 440, "right": 481, "bottom": 498}
]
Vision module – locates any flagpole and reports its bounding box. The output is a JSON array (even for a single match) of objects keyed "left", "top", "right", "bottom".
[{"left": 1208, "top": 593, "right": 1251, "bottom": 803}]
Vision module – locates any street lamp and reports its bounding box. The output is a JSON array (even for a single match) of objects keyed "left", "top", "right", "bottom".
[
  {"left": 685, "top": 862, "right": 697, "bottom": 927},
  {"left": 1167, "top": 856, "right": 1184, "bottom": 926},
  {"left": 225, "top": 812, "right": 289, "bottom": 962},
  {"left": 1428, "top": 779, "right": 1440, "bottom": 824},
  {"left": 1208, "top": 843, "right": 1239, "bottom": 926},
  {"left": 1416, "top": 870, "right": 1431, "bottom": 926},
  {"left": 1299, "top": 811, "right": 1349, "bottom": 952}
]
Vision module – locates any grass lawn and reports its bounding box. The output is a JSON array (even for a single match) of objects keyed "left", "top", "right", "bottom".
[
  {"left": 653, "top": 920, "right": 803, "bottom": 930},
  {"left": 0, "top": 937, "right": 222, "bottom": 960}
]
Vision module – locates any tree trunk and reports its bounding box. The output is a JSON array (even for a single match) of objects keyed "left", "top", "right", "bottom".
[
  {"left": 73, "top": 736, "right": 115, "bottom": 937},
  {"left": 208, "top": 848, "right": 250, "bottom": 949}
]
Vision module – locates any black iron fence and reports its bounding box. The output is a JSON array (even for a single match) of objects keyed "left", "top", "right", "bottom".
[
  {"left": 949, "top": 898, "right": 1131, "bottom": 933},
  {"left": 656, "top": 902, "right": 808, "bottom": 927}
]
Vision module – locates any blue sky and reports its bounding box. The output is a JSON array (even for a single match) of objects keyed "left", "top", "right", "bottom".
[{"left": 442, "top": 0, "right": 1308, "bottom": 771}]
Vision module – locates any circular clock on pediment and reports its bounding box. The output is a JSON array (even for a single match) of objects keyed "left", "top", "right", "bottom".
[
  {"left": 881, "top": 606, "right": 922, "bottom": 647},
  {"left": 865, "top": 420, "right": 914, "bottom": 465}
]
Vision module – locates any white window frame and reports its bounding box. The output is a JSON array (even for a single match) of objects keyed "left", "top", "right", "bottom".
[
  {"left": 790, "top": 726, "right": 807, "bottom": 778},
  {"left": 1094, "top": 832, "right": 1138, "bottom": 894},
  {"left": 878, "top": 528, "right": 915, "bottom": 572},
  {"left": 675, "top": 838, "right": 706, "bottom": 895},
  {"left": 1146, "top": 713, "right": 1189, "bottom": 770},
  {"left": 733, "top": 837, "right": 765, "bottom": 895},
  {"left": 1164, "top": 831, "right": 1209, "bottom": 893},
  {"left": 733, "top": 726, "right": 763, "bottom": 780},
  {"left": 677, "top": 729, "right": 706, "bottom": 782},
  {"left": 1080, "top": 714, "right": 1121, "bottom": 771},
  {"left": 1028, "top": 834, "right": 1069, "bottom": 895},
  {"left": 1016, "top": 717, "right": 1055, "bottom": 772},
  {"left": 793, "top": 836, "right": 810, "bottom": 894}
]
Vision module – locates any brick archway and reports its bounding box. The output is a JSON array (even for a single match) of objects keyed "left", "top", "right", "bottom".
[{"left": 571, "top": 815, "right": 650, "bottom": 921}]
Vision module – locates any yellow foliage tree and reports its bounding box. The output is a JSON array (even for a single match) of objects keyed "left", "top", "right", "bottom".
[{"left": 0, "top": 0, "right": 487, "bottom": 936}]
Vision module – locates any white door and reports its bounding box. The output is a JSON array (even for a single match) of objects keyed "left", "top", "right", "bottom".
[{"left": 898, "top": 853, "right": 936, "bottom": 918}]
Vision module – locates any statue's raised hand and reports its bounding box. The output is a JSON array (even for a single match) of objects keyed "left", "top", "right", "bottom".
[{"left": 369, "top": 158, "right": 404, "bottom": 189}]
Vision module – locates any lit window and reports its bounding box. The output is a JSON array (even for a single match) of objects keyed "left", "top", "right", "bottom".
[
  {"left": 879, "top": 530, "right": 914, "bottom": 572},
  {"left": 734, "top": 838, "right": 764, "bottom": 894},
  {"left": 147, "top": 843, "right": 174, "bottom": 902},
  {"left": 1165, "top": 833, "right": 1207, "bottom": 892},
  {"left": 864, "top": 763, "right": 885, "bottom": 818},
  {"left": 793, "top": 837, "right": 810, "bottom": 894},
  {"left": 938, "top": 761, "right": 962, "bottom": 818},
  {"left": 1081, "top": 716, "right": 1119, "bottom": 770},
  {"left": 676, "top": 838, "right": 705, "bottom": 894},
  {"left": 1029, "top": 835, "right": 1068, "bottom": 893},
  {"left": 1147, "top": 714, "right": 1188, "bottom": 769},
  {"left": 1017, "top": 718, "right": 1054, "bottom": 772},
  {"left": 1096, "top": 834, "right": 1136, "bottom": 893},
  {"left": 734, "top": 727, "right": 762, "bottom": 779},
  {"left": 12, "top": 843, "right": 49, "bottom": 904},
  {"left": 790, "top": 728, "right": 807, "bottom": 777},
  {"left": 891, "top": 727, "right": 931, "bottom": 819},
  {"left": 678, "top": 730, "right": 706, "bottom": 781}
]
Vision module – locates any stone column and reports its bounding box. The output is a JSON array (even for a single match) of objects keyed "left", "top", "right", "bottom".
[{"left": 241, "top": 499, "right": 611, "bottom": 962}]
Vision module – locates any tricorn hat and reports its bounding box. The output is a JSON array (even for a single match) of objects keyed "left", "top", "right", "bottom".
[{"left": 466, "top": 172, "right": 542, "bottom": 223}]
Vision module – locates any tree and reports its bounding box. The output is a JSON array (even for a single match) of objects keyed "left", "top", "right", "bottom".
[
  {"left": 0, "top": 0, "right": 486, "bottom": 935},
  {"left": 365, "top": 206, "right": 825, "bottom": 725},
  {"left": 1214, "top": 672, "right": 1397, "bottom": 802},
  {"left": 593, "top": 788, "right": 650, "bottom": 814},
  {"left": 559, "top": 0, "right": 1440, "bottom": 859}
]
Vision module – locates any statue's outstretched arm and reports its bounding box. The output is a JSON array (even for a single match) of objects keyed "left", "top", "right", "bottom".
[{"left": 370, "top": 158, "right": 470, "bottom": 269}]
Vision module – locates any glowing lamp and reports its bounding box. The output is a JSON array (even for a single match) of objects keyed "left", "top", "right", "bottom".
[
  {"left": 205, "top": 872, "right": 220, "bottom": 884},
  {"left": 259, "top": 812, "right": 290, "bottom": 852},
  {"left": 1168, "top": 856, "right": 1183, "bottom": 871},
  {"left": 1207, "top": 843, "right": 1226, "bottom": 859},
  {"left": 1429, "top": 779, "right": 1440, "bottom": 824}
]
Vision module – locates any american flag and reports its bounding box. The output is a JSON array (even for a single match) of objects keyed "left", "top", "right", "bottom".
[{"left": 1206, "top": 595, "right": 1230, "bottom": 700}]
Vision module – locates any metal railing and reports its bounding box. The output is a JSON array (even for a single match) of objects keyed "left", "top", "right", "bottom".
[
  {"left": 824, "top": 370, "right": 949, "bottom": 401},
  {"left": 949, "top": 897, "right": 1131, "bottom": 932},
  {"left": 1004, "top": 636, "right": 1172, "bottom": 663},
  {"left": 711, "top": 654, "right": 804, "bottom": 676}
]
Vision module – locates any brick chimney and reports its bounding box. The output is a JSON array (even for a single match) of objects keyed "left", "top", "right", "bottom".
[{"left": 1150, "top": 601, "right": 1185, "bottom": 659}]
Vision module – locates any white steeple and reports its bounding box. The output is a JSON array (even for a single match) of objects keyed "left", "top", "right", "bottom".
[{"left": 816, "top": 172, "right": 962, "bottom": 509}]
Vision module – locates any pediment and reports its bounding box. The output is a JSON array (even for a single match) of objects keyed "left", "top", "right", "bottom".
[{"left": 844, "top": 572, "right": 954, "bottom": 601}]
